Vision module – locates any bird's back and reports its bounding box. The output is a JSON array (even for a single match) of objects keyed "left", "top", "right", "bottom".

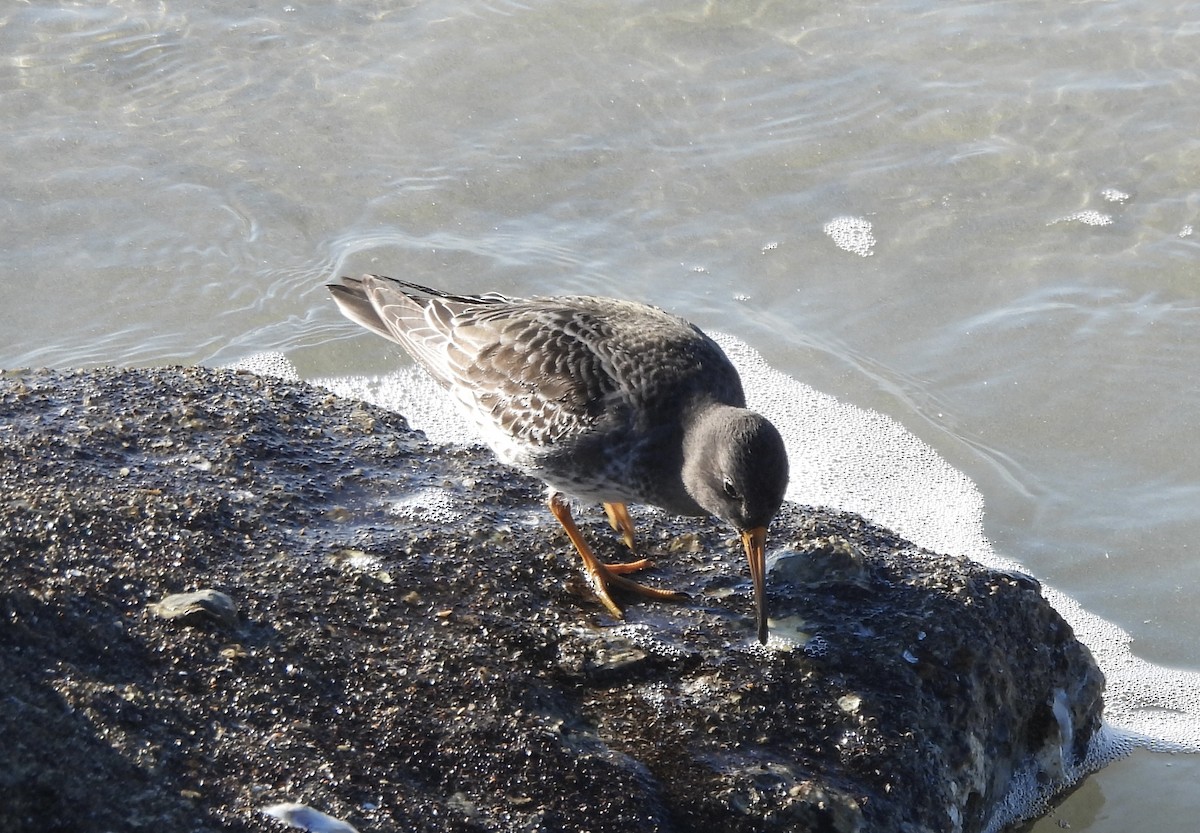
[{"left": 329, "top": 276, "right": 747, "bottom": 501}]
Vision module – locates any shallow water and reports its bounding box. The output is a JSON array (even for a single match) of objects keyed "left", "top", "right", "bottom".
[{"left": 3, "top": 1, "right": 1200, "bottom": 829}]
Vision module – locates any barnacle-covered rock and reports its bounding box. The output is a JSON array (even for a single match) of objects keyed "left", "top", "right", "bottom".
[{"left": 0, "top": 366, "right": 1104, "bottom": 832}]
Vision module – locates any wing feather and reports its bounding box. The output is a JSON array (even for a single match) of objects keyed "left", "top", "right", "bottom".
[{"left": 328, "top": 275, "right": 742, "bottom": 452}]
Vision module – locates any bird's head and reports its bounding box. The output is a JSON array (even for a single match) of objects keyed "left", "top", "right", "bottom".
[{"left": 684, "top": 406, "right": 789, "bottom": 643}]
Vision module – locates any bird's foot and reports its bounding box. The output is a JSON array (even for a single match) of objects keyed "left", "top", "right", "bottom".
[
  {"left": 584, "top": 559, "right": 690, "bottom": 619},
  {"left": 549, "top": 493, "right": 688, "bottom": 620}
]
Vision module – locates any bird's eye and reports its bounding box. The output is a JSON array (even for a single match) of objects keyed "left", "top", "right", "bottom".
[{"left": 722, "top": 477, "right": 740, "bottom": 500}]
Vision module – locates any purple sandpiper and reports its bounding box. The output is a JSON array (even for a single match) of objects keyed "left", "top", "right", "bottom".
[{"left": 328, "top": 275, "right": 788, "bottom": 643}]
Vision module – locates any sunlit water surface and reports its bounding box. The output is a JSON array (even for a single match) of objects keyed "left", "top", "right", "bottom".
[{"left": 4, "top": 1, "right": 1200, "bottom": 830}]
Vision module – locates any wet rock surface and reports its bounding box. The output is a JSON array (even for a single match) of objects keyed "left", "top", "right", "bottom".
[{"left": 0, "top": 366, "right": 1104, "bottom": 832}]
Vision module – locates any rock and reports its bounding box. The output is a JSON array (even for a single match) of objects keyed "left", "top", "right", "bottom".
[
  {"left": 0, "top": 366, "right": 1104, "bottom": 832},
  {"left": 150, "top": 589, "right": 238, "bottom": 629}
]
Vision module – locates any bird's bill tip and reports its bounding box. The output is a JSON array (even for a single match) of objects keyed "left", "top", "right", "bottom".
[{"left": 740, "top": 526, "right": 769, "bottom": 644}]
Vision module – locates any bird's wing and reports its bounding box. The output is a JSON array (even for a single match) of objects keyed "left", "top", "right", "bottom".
[
  {"left": 435, "top": 304, "right": 631, "bottom": 445},
  {"left": 330, "top": 275, "right": 742, "bottom": 448},
  {"left": 339, "top": 276, "right": 621, "bottom": 445}
]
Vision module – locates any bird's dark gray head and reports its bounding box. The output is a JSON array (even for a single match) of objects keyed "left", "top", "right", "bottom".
[
  {"left": 683, "top": 404, "right": 788, "bottom": 644},
  {"left": 683, "top": 405, "right": 789, "bottom": 531}
]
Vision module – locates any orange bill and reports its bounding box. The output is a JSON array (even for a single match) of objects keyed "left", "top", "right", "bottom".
[{"left": 741, "top": 526, "right": 768, "bottom": 644}]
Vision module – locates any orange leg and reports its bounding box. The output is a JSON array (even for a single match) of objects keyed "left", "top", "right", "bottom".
[
  {"left": 603, "top": 501, "right": 638, "bottom": 552},
  {"left": 548, "top": 492, "right": 687, "bottom": 618}
]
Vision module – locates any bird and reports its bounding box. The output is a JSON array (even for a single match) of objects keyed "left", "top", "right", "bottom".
[{"left": 327, "top": 275, "right": 789, "bottom": 643}]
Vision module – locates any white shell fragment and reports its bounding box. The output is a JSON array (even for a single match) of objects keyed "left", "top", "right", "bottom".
[{"left": 261, "top": 803, "right": 360, "bottom": 833}]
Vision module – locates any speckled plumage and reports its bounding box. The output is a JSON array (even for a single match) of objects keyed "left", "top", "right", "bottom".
[{"left": 328, "top": 275, "right": 788, "bottom": 642}]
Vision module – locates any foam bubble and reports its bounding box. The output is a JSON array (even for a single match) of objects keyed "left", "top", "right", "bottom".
[
  {"left": 1050, "top": 210, "right": 1113, "bottom": 227},
  {"left": 314, "top": 368, "right": 475, "bottom": 445},
  {"left": 225, "top": 350, "right": 300, "bottom": 380},
  {"left": 389, "top": 486, "right": 464, "bottom": 524},
  {"left": 823, "top": 216, "right": 876, "bottom": 257}
]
